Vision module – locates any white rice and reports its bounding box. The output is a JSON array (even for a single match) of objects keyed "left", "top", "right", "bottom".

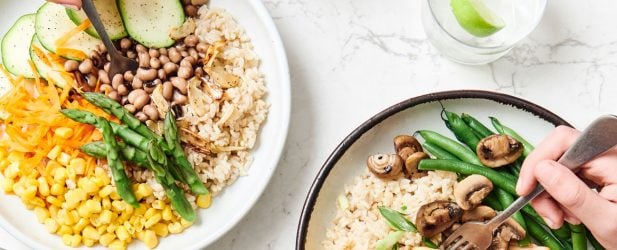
[{"left": 323, "top": 170, "right": 458, "bottom": 250}]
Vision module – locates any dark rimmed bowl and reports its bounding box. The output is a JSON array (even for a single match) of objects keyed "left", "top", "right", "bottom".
[{"left": 296, "top": 90, "right": 570, "bottom": 249}]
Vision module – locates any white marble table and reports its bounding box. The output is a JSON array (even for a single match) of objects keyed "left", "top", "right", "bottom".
[{"left": 2, "top": 0, "right": 617, "bottom": 249}]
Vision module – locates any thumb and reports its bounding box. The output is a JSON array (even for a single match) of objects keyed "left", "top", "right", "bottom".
[
  {"left": 49, "top": 0, "right": 82, "bottom": 9},
  {"left": 534, "top": 160, "right": 615, "bottom": 230}
]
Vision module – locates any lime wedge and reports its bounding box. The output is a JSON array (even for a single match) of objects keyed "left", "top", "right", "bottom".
[{"left": 451, "top": 0, "right": 505, "bottom": 37}]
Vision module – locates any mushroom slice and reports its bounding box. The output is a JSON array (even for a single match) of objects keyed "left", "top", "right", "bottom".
[
  {"left": 201, "top": 76, "right": 224, "bottom": 100},
  {"left": 188, "top": 77, "right": 211, "bottom": 116},
  {"left": 169, "top": 18, "right": 196, "bottom": 40},
  {"left": 461, "top": 205, "right": 497, "bottom": 222},
  {"left": 205, "top": 64, "right": 241, "bottom": 89},
  {"left": 454, "top": 175, "right": 494, "bottom": 210},
  {"left": 404, "top": 152, "right": 429, "bottom": 179},
  {"left": 151, "top": 84, "right": 170, "bottom": 118},
  {"left": 366, "top": 154, "right": 404, "bottom": 180},
  {"left": 393, "top": 135, "right": 422, "bottom": 157},
  {"left": 491, "top": 218, "right": 526, "bottom": 250},
  {"left": 415, "top": 201, "right": 463, "bottom": 238},
  {"left": 477, "top": 134, "right": 524, "bottom": 168}
]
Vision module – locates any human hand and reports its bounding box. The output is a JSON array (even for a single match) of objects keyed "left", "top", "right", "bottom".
[
  {"left": 47, "top": 0, "right": 82, "bottom": 10},
  {"left": 516, "top": 125, "right": 617, "bottom": 249}
]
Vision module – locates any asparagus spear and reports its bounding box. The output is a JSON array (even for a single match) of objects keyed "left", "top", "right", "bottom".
[
  {"left": 81, "top": 141, "right": 149, "bottom": 168},
  {"left": 82, "top": 92, "right": 161, "bottom": 140},
  {"left": 145, "top": 141, "right": 196, "bottom": 222},
  {"left": 165, "top": 110, "right": 209, "bottom": 195}
]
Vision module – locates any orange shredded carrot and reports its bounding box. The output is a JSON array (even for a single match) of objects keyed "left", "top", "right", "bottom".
[
  {"left": 32, "top": 45, "right": 52, "bottom": 67},
  {"left": 56, "top": 48, "right": 88, "bottom": 61},
  {"left": 55, "top": 19, "right": 91, "bottom": 48}
]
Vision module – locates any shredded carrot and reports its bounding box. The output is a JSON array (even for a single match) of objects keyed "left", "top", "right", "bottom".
[
  {"left": 55, "top": 19, "right": 91, "bottom": 49},
  {"left": 56, "top": 48, "right": 88, "bottom": 61},
  {"left": 31, "top": 45, "right": 52, "bottom": 67}
]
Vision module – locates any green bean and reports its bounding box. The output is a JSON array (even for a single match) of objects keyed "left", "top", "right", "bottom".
[
  {"left": 461, "top": 113, "right": 495, "bottom": 138},
  {"left": 442, "top": 110, "right": 481, "bottom": 150},
  {"left": 569, "top": 224, "right": 587, "bottom": 250},
  {"left": 378, "top": 206, "right": 417, "bottom": 232},
  {"left": 483, "top": 192, "right": 503, "bottom": 210},
  {"left": 418, "top": 159, "right": 516, "bottom": 194},
  {"left": 551, "top": 224, "right": 572, "bottom": 242},
  {"left": 526, "top": 216, "right": 566, "bottom": 250},
  {"left": 494, "top": 188, "right": 530, "bottom": 246},
  {"left": 416, "top": 131, "right": 482, "bottom": 165},
  {"left": 422, "top": 142, "right": 459, "bottom": 160},
  {"left": 588, "top": 230, "right": 605, "bottom": 250},
  {"left": 422, "top": 237, "right": 438, "bottom": 248},
  {"left": 490, "top": 117, "right": 534, "bottom": 157}
]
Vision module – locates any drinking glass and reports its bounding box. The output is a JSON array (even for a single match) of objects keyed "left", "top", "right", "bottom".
[{"left": 421, "top": 0, "right": 547, "bottom": 65}]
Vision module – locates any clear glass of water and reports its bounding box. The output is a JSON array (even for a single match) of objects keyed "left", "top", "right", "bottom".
[{"left": 421, "top": 0, "right": 547, "bottom": 65}]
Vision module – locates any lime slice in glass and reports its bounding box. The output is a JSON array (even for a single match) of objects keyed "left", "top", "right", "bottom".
[{"left": 451, "top": 0, "right": 505, "bottom": 37}]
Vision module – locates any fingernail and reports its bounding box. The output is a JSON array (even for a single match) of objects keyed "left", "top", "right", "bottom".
[
  {"left": 62, "top": 4, "right": 80, "bottom": 10},
  {"left": 515, "top": 179, "right": 525, "bottom": 195},
  {"left": 542, "top": 216, "right": 557, "bottom": 229}
]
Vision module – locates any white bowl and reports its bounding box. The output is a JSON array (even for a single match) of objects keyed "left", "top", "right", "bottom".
[
  {"left": 0, "top": 0, "right": 290, "bottom": 249},
  {"left": 296, "top": 90, "right": 570, "bottom": 249}
]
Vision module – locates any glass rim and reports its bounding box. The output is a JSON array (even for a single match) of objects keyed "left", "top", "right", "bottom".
[{"left": 426, "top": 0, "right": 548, "bottom": 50}]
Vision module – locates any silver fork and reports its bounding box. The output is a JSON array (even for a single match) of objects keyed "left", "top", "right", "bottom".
[
  {"left": 81, "top": 0, "right": 138, "bottom": 79},
  {"left": 442, "top": 115, "right": 617, "bottom": 250}
]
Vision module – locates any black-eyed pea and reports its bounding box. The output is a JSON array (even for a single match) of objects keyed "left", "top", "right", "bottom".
[
  {"left": 143, "top": 105, "right": 159, "bottom": 120},
  {"left": 117, "top": 84, "right": 129, "bottom": 96},
  {"left": 121, "top": 96, "right": 129, "bottom": 105},
  {"left": 184, "top": 35, "right": 199, "bottom": 47},
  {"left": 136, "top": 44, "right": 147, "bottom": 53},
  {"left": 163, "top": 81, "right": 174, "bottom": 101},
  {"left": 145, "top": 79, "right": 161, "bottom": 94},
  {"left": 188, "top": 48, "right": 198, "bottom": 59},
  {"left": 172, "top": 91, "right": 188, "bottom": 105},
  {"left": 64, "top": 60, "right": 79, "bottom": 72},
  {"left": 135, "top": 112, "right": 148, "bottom": 122},
  {"left": 149, "top": 49, "right": 160, "bottom": 58},
  {"left": 127, "top": 51, "right": 137, "bottom": 59},
  {"left": 159, "top": 47, "right": 168, "bottom": 56},
  {"left": 132, "top": 78, "right": 143, "bottom": 89},
  {"left": 194, "top": 67, "right": 204, "bottom": 77},
  {"left": 171, "top": 77, "right": 188, "bottom": 94},
  {"left": 100, "top": 84, "right": 112, "bottom": 93},
  {"left": 150, "top": 57, "right": 161, "bottom": 69},
  {"left": 163, "top": 62, "right": 178, "bottom": 74},
  {"left": 185, "top": 5, "right": 198, "bottom": 17},
  {"left": 124, "top": 104, "right": 136, "bottom": 114},
  {"left": 108, "top": 91, "right": 120, "bottom": 102},
  {"left": 97, "top": 43, "right": 107, "bottom": 54},
  {"left": 128, "top": 89, "right": 147, "bottom": 104},
  {"left": 133, "top": 95, "right": 150, "bottom": 110},
  {"left": 196, "top": 42, "right": 208, "bottom": 53},
  {"left": 78, "top": 59, "right": 94, "bottom": 74},
  {"left": 138, "top": 52, "right": 151, "bottom": 68},
  {"left": 111, "top": 74, "right": 124, "bottom": 89},
  {"left": 99, "top": 70, "right": 110, "bottom": 84},
  {"left": 136, "top": 68, "right": 157, "bottom": 82},
  {"left": 86, "top": 74, "right": 98, "bottom": 87},
  {"left": 182, "top": 0, "right": 191, "bottom": 5},
  {"left": 192, "top": 0, "right": 208, "bottom": 4},
  {"left": 169, "top": 48, "right": 182, "bottom": 63},
  {"left": 124, "top": 71, "right": 134, "bottom": 82},
  {"left": 120, "top": 38, "right": 132, "bottom": 50},
  {"left": 158, "top": 69, "right": 167, "bottom": 80},
  {"left": 159, "top": 55, "right": 170, "bottom": 65},
  {"left": 180, "top": 50, "right": 189, "bottom": 58},
  {"left": 177, "top": 66, "right": 193, "bottom": 79}
]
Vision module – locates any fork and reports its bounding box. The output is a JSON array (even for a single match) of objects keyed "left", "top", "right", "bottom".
[
  {"left": 442, "top": 115, "right": 617, "bottom": 250},
  {"left": 81, "top": 0, "right": 138, "bottom": 79}
]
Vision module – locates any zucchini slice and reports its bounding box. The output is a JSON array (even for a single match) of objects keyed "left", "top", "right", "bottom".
[
  {"left": 117, "top": 0, "right": 185, "bottom": 48},
  {"left": 66, "top": 0, "right": 127, "bottom": 40},
  {"left": 1, "top": 14, "right": 37, "bottom": 78},
  {"left": 29, "top": 36, "right": 69, "bottom": 88},
  {"left": 35, "top": 2, "right": 100, "bottom": 61}
]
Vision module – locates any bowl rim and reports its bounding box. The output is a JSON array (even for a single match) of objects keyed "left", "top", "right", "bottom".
[{"left": 295, "top": 90, "right": 571, "bottom": 249}]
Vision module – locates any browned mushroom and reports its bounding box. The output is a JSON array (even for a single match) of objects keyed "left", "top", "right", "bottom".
[
  {"left": 415, "top": 201, "right": 463, "bottom": 237},
  {"left": 477, "top": 134, "right": 524, "bottom": 168},
  {"left": 394, "top": 135, "right": 422, "bottom": 159},
  {"left": 367, "top": 154, "right": 404, "bottom": 179},
  {"left": 461, "top": 205, "right": 497, "bottom": 222},
  {"left": 404, "top": 152, "right": 429, "bottom": 179},
  {"left": 491, "top": 218, "right": 526, "bottom": 250},
  {"left": 454, "top": 175, "right": 493, "bottom": 210}
]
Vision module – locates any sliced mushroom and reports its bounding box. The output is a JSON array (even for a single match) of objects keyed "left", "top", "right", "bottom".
[
  {"left": 393, "top": 135, "right": 422, "bottom": 157},
  {"left": 477, "top": 134, "right": 524, "bottom": 168},
  {"left": 462, "top": 205, "right": 497, "bottom": 222},
  {"left": 404, "top": 152, "right": 429, "bottom": 179},
  {"left": 169, "top": 18, "right": 196, "bottom": 40},
  {"left": 415, "top": 201, "right": 463, "bottom": 237},
  {"left": 367, "top": 154, "right": 404, "bottom": 179},
  {"left": 491, "top": 218, "right": 526, "bottom": 250},
  {"left": 454, "top": 174, "right": 494, "bottom": 210},
  {"left": 205, "top": 64, "right": 241, "bottom": 89},
  {"left": 187, "top": 77, "right": 211, "bottom": 116}
]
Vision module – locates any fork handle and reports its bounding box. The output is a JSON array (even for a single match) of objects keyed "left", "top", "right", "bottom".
[
  {"left": 486, "top": 115, "right": 617, "bottom": 229},
  {"left": 81, "top": 0, "right": 120, "bottom": 56}
]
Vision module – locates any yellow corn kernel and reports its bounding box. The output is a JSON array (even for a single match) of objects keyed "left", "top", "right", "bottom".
[
  {"left": 57, "top": 152, "right": 71, "bottom": 166},
  {"left": 83, "top": 238, "right": 95, "bottom": 247},
  {"left": 108, "top": 239, "right": 126, "bottom": 250},
  {"left": 99, "top": 210, "right": 114, "bottom": 225},
  {"left": 82, "top": 225, "right": 100, "bottom": 240},
  {"left": 57, "top": 225, "right": 73, "bottom": 235},
  {"left": 134, "top": 183, "right": 153, "bottom": 200},
  {"left": 196, "top": 194, "right": 212, "bottom": 208},
  {"left": 54, "top": 127, "right": 73, "bottom": 139},
  {"left": 112, "top": 200, "right": 127, "bottom": 213},
  {"left": 37, "top": 177, "right": 49, "bottom": 196},
  {"left": 115, "top": 225, "right": 130, "bottom": 241},
  {"left": 53, "top": 167, "right": 68, "bottom": 184},
  {"left": 102, "top": 197, "right": 112, "bottom": 210},
  {"left": 70, "top": 234, "right": 82, "bottom": 247},
  {"left": 69, "top": 158, "right": 86, "bottom": 176},
  {"left": 106, "top": 223, "right": 118, "bottom": 233},
  {"left": 2, "top": 178, "right": 14, "bottom": 193},
  {"left": 99, "top": 233, "right": 116, "bottom": 246},
  {"left": 151, "top": 223, "right": 168, "bottom": 237},
  {"left": 144, "top": 213, "right": 162, "bottom": 229},
  {"left": 180, "top": 218, "right": 193, "bottom": 229},
  {"left": 80, "top": 178, "right": 98, "bottom": 194},
  {"left": 62, "top": 235, "right": 72, "bottom": 246},
  {"left": 151, "top": 200, "right": 165, "bottom": 210},
  {"left": 49, "top": 183, "right": 65, "bottom": 196},
  {"left": 86, "top": 199, "right": 102, "bottom": 213},
  {"left": 73, "top": 218, "right": 89, "bottom": 233},
  {"left": 109, "top": 191, "right": 121, "bottom": 200},
  {"left": 48, "top": 205, "right": 59, "bottom": 219},
  {"left": 77, "top": 202, "right": 91, "bottom": 218},
  {"left": 47, "top": 145, "right": 62, "bottom": 160},
  {"left": 123, "top": 221, "right": 136, "bottom": 235},
  {"left": 34, "top": 207, "right": 50, "bottom": 223},
  {"left": 143, "top": 230, "right": 158, "bottom": 249},
  {"left": 134, "top": 205, "right": 148, "bottom": 216},
  {"left": 21, "top": 185, "right": 38, "bottom": 201},
  {"left": 118, "top": 209, "right": 132, "bottom": 222},
  {"left": 99, "top": 185, "right": 114, "bottom": 197},
  {"left": 3, "top": 162, "right": 19, "bottom": 179},
  {"left": 44, "top": 218, "right": 59, "bottom": 233},
  {"left": 162, "top": 207, "right": 173, "bottom": 221},
  {"left": 46, "top": 196, "right": 63, "bottom": 208},
  {"left": 93, "top": 176, "right": 107, "bottom": 187},
  {"left": 28, "top": 197, "right": 46, "bottom": 208},
  {"left": 57, "top": 209, "right": 75, "bottom": 226},
  {"left": 0, "top": 159, "right": 9, "bottom": 172},
  {"left": 168, "top": 222, "right": 182, "bottom": 234},
  {"left": 98, "top": 225, "right": 108, "bottom": 235},
  {"left": 64, "top": 188, "right": 87, "bottom": 209},
  {"left": 144, "top": 207, "right": 157, "bottom": 218},
  {"left": 70, "top": 210, "right": 80, "bottom": 225},
  {"left": 136, "top": 230, "right": 146, "bottom": 241}
]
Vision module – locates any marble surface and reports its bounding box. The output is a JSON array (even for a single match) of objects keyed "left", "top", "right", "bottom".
[{"left": 2, "top": 0, "right": 617, "bottom": 249}]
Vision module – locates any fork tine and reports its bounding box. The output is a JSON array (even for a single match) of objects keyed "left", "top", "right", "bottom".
[
  {"left": 448, "top": 238, "right": 468, "bottom": 250},
  {"left": 460, "top": 243, "right": 476, "bottom": 250},
  {"left": 442, "top": 233, "right": 462, "bottom": 248}
]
